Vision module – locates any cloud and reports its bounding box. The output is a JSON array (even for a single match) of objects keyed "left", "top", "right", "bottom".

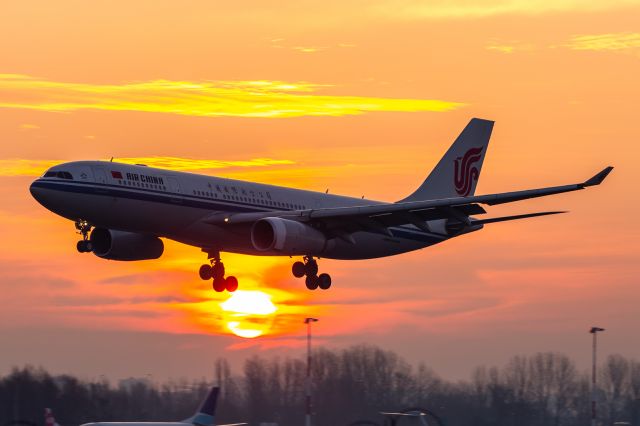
[
  {"left": 485, "top": 33, "right": 640, "bottom": 55},
  {"left": 0, "top": 157, "right": 296, "bottom": 177},
  {"left": 377, "top": 0, "right": 639, "bottom": 19},
  {"left": 485, "top": 40, "right": 536, "bottom": 54},
  {"left": 564, "top": 32, "right": 640, "bottom": 51},
  {"left": 486, "top": 45, "right": 516, "bottom": 54},
  {"left": 0, "top": 74, "right": 464, "bottom": 118},
  {"left": 269, "top": 38, "right": 356, "bottom": 53},
  {"left": 292, "top": 46, "right": 327, "bottom": 53}
]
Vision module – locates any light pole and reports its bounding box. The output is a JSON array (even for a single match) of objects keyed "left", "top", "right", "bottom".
[
  {"left": 590, "top": 326, "right": 605, "bottom": 426},
  {"left": 305, "top": 317, "right": 318, "bottom": 426}
]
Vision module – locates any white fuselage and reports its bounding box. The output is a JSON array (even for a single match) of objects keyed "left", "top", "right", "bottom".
[
  {"left": 30, "top": 161, "right": 456, "bottom": 260},
  {"left": 82, "top": 423, "right": 189, "bottom": 426}
]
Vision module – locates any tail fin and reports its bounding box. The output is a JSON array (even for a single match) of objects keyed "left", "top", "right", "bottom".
[
  {"left": 183, "top": 387, "right": 219, "bottom": 426},
  {"left": 400, "top": 118, "right": 494, "bottom": 202}
]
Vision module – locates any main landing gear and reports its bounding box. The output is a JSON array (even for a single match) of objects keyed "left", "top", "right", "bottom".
[
  {"left": 292, "top": 256, "right": 331, "bottom": 290},
  {"left": 199, "top": 251, "right": 238, "bottom": 293},
  {"left": 75, "top": 220, "right": 93, "bottom": 253}
]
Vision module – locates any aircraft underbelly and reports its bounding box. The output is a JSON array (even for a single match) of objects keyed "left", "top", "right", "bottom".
[
  {"left": 171, "top": 228, "right": 441, "bottom": 260},
  {"left": 34, "top": 182, "right": 446, "bottom": 260},
  {"left": 321, "top": 232, "right": 439, "bottom": 259},
  {"left": 93, "top": 201, "right": 440, "bottom": 259}
]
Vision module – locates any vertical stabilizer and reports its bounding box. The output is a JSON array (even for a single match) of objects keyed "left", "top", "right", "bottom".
[
  {"left": 399, "top": 118, "right": 494, "bottom": 202},
  {"left": 183, "top": 387, "right": 219, "bottom": 426}
]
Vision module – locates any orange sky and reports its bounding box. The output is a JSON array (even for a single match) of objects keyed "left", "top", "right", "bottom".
[{"left": 0, "top": 0, "right": 639, "bottom": 381}]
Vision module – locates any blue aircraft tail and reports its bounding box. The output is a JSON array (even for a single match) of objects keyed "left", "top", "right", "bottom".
[{"left": 183, "top": 387, "right": 219, "bottom": 426}]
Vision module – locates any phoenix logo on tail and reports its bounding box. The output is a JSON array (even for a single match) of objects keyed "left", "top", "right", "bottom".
[{"left": 454, "top": 146, "right": 484, "bottom": 196}]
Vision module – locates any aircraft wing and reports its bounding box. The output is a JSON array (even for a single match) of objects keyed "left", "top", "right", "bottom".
[{"left": 205, "top": 167, "right": 612, "bottom": 236}]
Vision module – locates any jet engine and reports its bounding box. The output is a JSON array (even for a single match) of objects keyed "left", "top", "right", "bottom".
[
  {"left": 251, "top": 217, "right": 329, "bottom": 255},
  {"left": 89, "top": 228, "right": 164, "bottom": 261},
  {"left": 428, "top": 219, "right": 454, "bottom": 235},
  {"left": 428, "top": 218, "right": 480, "bottom": 235}
]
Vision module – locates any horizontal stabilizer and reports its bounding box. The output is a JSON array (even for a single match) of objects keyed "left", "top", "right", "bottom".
[{"left": 472, "top": 211, "right": 566, "bottom": 225}]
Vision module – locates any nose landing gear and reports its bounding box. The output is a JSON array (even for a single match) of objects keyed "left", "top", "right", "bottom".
[
  {"left": 199, "top": 251, "right": 238, "bottom": 293},
  {"left": 75, "top": 220, "right": 93, "bottom": 253},
  {"left": 292, "top": 256, "right": 331, "bottom": 290}
]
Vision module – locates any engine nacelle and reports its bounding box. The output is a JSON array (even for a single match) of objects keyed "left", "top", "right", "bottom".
[
  {"left": 428, "top": 219, "right": 453, "bottom": 235},
  {"left": 428, "top": 218, "right": 481, "bottom": 235},
  {"left": 89, "top": 228, "right": 164, "bottom": 261},
  {"left": 251, "top": 217, "right": 329, "bottom": 255}
]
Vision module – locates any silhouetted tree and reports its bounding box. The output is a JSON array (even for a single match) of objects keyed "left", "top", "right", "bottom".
[{"left": 1, "top": 347, "right": 639, "bottom": 426}]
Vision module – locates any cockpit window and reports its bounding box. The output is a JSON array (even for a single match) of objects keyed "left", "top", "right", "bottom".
[{"left": 43, "top": 171, "right": 73, "bottom": 179}]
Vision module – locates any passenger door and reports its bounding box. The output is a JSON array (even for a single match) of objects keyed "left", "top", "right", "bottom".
[
  {"left": 93, "top": 167, "right": 107, "bottom": 184},
  {"left": 166, "top": 177, "right": 182, "bottom": 204},
  {"left": 92, "top": 167, "right": 109, "bottom": 194}
]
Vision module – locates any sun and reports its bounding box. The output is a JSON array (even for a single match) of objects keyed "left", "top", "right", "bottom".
[{"left": 220, "top": 290, "right": 277, "bottom": 338}]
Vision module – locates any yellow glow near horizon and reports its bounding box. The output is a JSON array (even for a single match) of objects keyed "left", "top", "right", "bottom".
[
  {"left": 0, "top": 75, "right": 465, "bottom": 118},
  {"left": 227, "top": 321, "right": 264, "bottom": 339},
  {"left": 220, "top": 290, "right": 277, "bottom": 338}
]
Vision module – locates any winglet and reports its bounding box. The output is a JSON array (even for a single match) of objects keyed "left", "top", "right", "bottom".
[{"left": 582, "top": 166, "right": 614, "bottom": 187}]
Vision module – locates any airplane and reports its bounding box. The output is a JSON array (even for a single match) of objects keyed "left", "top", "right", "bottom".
[
  {"left": 78, "top": 386, "right": 243, "bottom": 426},
  {"left": 29, "top": 118, "right": 613, "bottom": 293},
  {"left": 381, "top": 410, "right": 443, "bottom": 426}
]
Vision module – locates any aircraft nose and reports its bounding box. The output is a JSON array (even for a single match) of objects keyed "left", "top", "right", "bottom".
[{"left": 30, "top": 180, "right": 48, "bottom": 206}]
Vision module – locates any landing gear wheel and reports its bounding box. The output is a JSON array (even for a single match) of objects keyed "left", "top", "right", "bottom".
[
  {"left": 292, "top": 261, "right": 306, "bottom": 278},
  {"left": 305, "top": 275, "right": 319, "bottom": 290},
  {"left": 294, "top": 256, "right": 332, "bottom": 290},
  {"left": 203, "top": 250, "right": 238, "bottom": 293},
  {"left": 211, "top": 262, "right": 225, "bottom": 281},
  {"left": 318, "top": 273, "right": 332, "bottom": 290},
  {"left": 75, "top": 220, "right": 93, "bottom": 253},
  {"left": 225, "top": 276, "right": 238, "bottom": 292},
  {"left": 212, "top": 277, "right": 226, "bottom": 292},
  {"left": 305, "top": 258, "right": 318, "bottom": 277},
  {"left": 199, "top": 264, "right": 212, "bottom": 280}
]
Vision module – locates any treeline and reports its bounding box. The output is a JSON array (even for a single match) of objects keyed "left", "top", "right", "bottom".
[{"left": 1, "top": 345, "right": 640, "bottom": 426}]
